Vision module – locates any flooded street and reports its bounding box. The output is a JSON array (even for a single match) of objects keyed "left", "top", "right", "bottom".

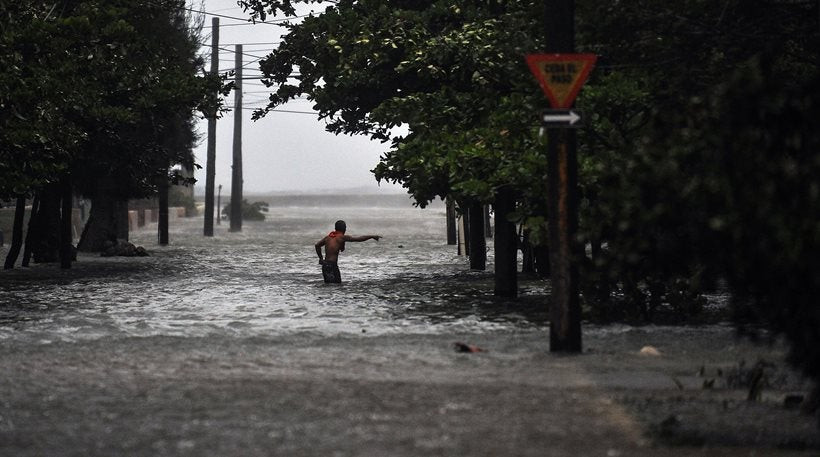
[
  {"left": 1, "top": 198, "right": 548, "bottom": 343},
  {"left": 0, "top": 197, "right": 818, "bottom": 456}
]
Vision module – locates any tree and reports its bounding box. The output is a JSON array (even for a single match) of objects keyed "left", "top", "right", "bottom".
[
  {"left": 72, "top": 0, "right": 216, "bottom": 252},
  {"left": 241, "top": 0, "right": 820, "bottom": 399},
  {"left": 242, "top": 0, "right": 547, "bottom": 288},
  {"left": 0, "top": 0, "right": 223, "bottom": 260}
]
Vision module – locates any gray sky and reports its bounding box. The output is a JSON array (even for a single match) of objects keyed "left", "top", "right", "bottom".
[{"left": 192, "top": 0, "right": 403, "bottom": 194}]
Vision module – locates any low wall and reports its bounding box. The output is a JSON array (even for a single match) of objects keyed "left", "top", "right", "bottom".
[
  {"left": 1, "top": 205, "right": 189, "bottom": 244},
  {"left": 128, "top": 207, "right": 186, "bottom": 231},
  {"left": 0, "top": 207, "right": 85, "bottom": 245}
]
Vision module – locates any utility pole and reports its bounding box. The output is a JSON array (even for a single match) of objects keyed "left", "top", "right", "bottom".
[
  {"left": 230, "top": 44, "right": 243, "bottom": 232},
  {"left": 203, "top": 17, "right": 219, "bottom": 237},
  {"left": 544, "top": 0, "right": 582, "bottom": 352},
  {"left": 217, "top": 184, "right": 222, "bottom": 225}
]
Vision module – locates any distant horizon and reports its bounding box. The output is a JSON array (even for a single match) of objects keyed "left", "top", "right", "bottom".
[{"left": 193, "top": 184, "right": 408, "bottom": 197}]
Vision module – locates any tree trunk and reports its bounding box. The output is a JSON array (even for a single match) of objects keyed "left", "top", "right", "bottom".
[
  {"left": 484, "top": 205, "right": 493, "bottom": 238},
  {"left": 468, "top": 202, "right": 486, "bottom": 270},
  {"left": 534, "top": 243, "right": 550, "bottom": 278},
  {"left": 3, "top": 197, "right": 26, "bottom": 269},
  {"left": 493, "top": 188, "right": 517, "bottom": 297},
  {"left": 446, "top": 198, "right": 457, "bottom": 245},
  {"left": 78, "top": 180, "right": 129, "bottom": 252},
  {"left": 521, "top": 227, "right": 535, "bottom": 274},
  {"left": 59, "top": 174, "right": 73, "bottom": 269},
  {"left": 457, "top": 211, "right": 467, "bottom": 255},
  {"left": 21, "top": 195, "right": 40, "bottom": 267},
  {"left": 31, "top": 183, "right": 61, "bottom": 263},
  {"left": 158, "top": 172, "right": 169, "bottom": 245}
]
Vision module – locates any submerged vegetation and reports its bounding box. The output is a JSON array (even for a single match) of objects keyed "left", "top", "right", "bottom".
[{"left": 222, "top": 199, "right": 269, "bottom": 222}]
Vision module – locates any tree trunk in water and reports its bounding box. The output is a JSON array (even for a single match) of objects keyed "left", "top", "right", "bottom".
[
  {"left": 21, "top": 195, "right": 40, "bottom": 267},
  {"left": 457, "top": 203, "right": 470, "bottom": 256},
  {"left": 78, "top": 181, "right": 129, "bottom": 252},
  {"left": 484, "top": 205, "right": 493, "bottom": 239},
  {"left": 158, "top": 172, "right": 169, "bottom": 245},
  {"left": 457, "top": 211, "right": 467, "bottom": 256},
  {"left": 467, "top": 203, "right": 486, "bottom": 270},
  {"left": 59, "top": 174, "right": 73, "bottom": 269},
  {"left": 3, "top": 197, "right": 26, "bottom": 269},
  {"left": 493, "top": 188, "right": 517, "bottom": 297},
  {"left": 31, "top": 183, "right": 61, "bottom": 263},
  {"left": 521, "top": 228, "right": 535, "bottom": 274},
  {"left": 534, "top": 243, "right": 550, "bottom": 278},
  {"left": 445, "top": 198, "right": 457, "bottom": 246}
]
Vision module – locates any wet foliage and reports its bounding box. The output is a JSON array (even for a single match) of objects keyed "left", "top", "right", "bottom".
[
  {"left": 0, "top": 0, "right": 223, "bottom": 201},
  {"left": 238, "top": 0, "right": 820, "bottom": 394},
  {"left": 222, "top": 199, "right": 270, "bottom": 221}
]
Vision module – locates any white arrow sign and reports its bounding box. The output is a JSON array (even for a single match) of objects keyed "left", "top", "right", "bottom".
[{"left": 542, "top": 110, "right": 582, "bottom": 126}]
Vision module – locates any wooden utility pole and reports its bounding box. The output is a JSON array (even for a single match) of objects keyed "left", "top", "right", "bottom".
[
  {"left": 230, "top": 44, "right": 243, "bottom": 232},
  {"left": 545, "top": 0, "right": 582, "bottom": 352},
  {"left": 203, "top": 17, "right": 219, "bottom": 237}
]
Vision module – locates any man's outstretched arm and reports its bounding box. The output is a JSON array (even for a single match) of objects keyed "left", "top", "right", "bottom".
[
  {"left": 343, "top": 235, "right": 381, "bottom": 242},
  {"left": 315, "top": 238, "right": 326, "bottom": 262}
]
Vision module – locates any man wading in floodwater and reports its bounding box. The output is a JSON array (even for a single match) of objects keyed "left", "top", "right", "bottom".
[{"left": 315, "top": 220, "right": 381, "bottom": 283}]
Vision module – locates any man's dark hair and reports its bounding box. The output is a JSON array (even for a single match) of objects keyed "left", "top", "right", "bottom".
[{"left": 335, "top": 220, "right": 346, "bottom": 233}]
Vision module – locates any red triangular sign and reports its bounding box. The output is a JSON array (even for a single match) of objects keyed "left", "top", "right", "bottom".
[{"left": 526, "top": 54, "right": 597, "bottom": 109}]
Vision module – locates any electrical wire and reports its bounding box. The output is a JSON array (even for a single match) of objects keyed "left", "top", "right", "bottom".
[{"left": 176, "top": 3, "right": 311, "bottom": 25}]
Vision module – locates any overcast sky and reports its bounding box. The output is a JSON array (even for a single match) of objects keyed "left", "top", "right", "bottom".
[{"left": 191, "top": 0, "right": 403, "bottom": 194}]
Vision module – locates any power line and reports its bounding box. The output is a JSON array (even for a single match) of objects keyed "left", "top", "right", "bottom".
[
  {"left": 217, "top": 46, "right": 267, "bottom": 60},
  {"left": 219, "top": 42, "right": 281, "bottom": 46},
  {"left": 202, "top": 22, "right": 282, "bottom": 28},
  {"left": 176, "top": 3, "right": 310, "bottom": 25},
  {"left": 241, "top": 108, "right": 319, "bottom": 115}
]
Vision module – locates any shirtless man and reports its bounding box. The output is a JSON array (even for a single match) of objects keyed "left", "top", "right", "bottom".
[{"left": 315, "top": 220, "right": 381, "bottom": 283}]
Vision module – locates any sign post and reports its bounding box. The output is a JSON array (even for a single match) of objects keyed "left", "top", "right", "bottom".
[{"left": 527, "top": 0, "right": 595, "bottom": 353}]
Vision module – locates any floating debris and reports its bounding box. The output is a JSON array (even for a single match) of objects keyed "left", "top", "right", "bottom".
[
  {"left": 639, "top": 345, "right": 661, "bottom": 356},
  {"left": 454, "top": 342, "right": 485, "bottom": 353}
]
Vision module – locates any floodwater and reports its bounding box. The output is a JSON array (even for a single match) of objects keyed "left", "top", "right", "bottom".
[
  {"left": 2, "top": 195, "right": 819, "bottom": 455},
  {"left": 0, "top": 195, "right": 549, "bottom": 344}
]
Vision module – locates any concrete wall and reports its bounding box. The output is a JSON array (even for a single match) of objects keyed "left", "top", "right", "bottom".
[
  {"left": 128, "top": 207, "right": 185, "bottom": 232},
  {"left": 0, "top": 207, "right": 85, "bottom": 244}
]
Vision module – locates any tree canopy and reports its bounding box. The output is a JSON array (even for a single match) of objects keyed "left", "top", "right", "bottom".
[
  {"left": 240, "top": 0, "right": 820, "bottom": 388},
  {"left": 0, "top": 0, "right": 224, "bottom": 202}
]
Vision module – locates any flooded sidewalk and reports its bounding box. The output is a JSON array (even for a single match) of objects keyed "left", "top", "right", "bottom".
[{"left": 0, "top": 328, "right": 817, "bottom": 456}]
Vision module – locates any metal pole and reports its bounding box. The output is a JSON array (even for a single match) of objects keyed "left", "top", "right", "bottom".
[
  {"left": 545, "top": 0, "right": 582, "bottom": 352},
  {"left": 230, "top": 44, "right": 243, "bottom": 232},
  {"left": 203, "top": 17, "right": 219, "bottom": 237}
]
